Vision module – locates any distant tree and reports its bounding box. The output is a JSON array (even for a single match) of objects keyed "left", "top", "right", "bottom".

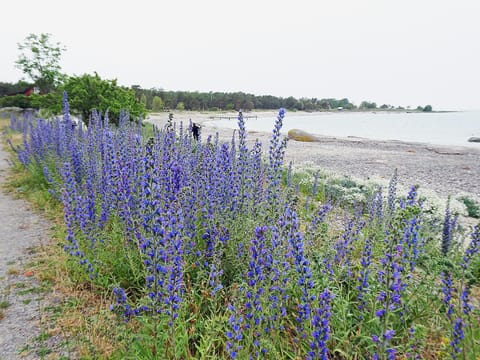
[
  {"left": 151, "top": 96, "right": 164, "bottom": 111},
  {"left": 242, "top": 99, "right": 254, "bottom": 111},
  {"left": 338, "top": 98, "right": 354, "bottom": 109},
  {"left": 285, "top": 96, "right": 301, "bottom": 110},
  {"left": 360, "top": 101, "right": 377, "bottom": 109},
  {"left": 140, "top": 93, "right": 147, "bottom": 107},
  {"left": 423, "top": 105, "right": 433, "bottom": 112},
  {"left": 300, "top": 97, "right": 315, "bottom": 111},
  {"left": 176, "top": 102, "right": 185, "bottom": 111},
  {"left": 162, "top": 92, "right": 177, "bottom": 109},
  {"left": 131, "top": 84, "right": 142, "bottom": 97},
  {"left": 318, "top": 99, "right": 331, "bottom": 109},
  {"left": 131, "top": 88, "right": 404, "bottom": 112},
  {"left": 57, "top": 73, "right": 146, "bottom": 125},
  {"left": 15, "top": 33, "right": 66, "bottom": 93},
  {"left": 416, "top": 106, "right": 424, "bottom": 111}
]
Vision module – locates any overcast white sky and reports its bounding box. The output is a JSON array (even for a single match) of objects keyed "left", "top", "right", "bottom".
[{"left": 1, "top": 0, "right": 479, "bottom": 110}]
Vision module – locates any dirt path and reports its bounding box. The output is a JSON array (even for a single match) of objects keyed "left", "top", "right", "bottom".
[{"left": 0, "top": 140, "right": 68, "bottom": 359}]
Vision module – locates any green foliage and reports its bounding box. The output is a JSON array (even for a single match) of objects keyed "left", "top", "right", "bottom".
[
  {"left": 423, "top": 105, "right": 433, "bottom": 112},
  {"left": 0, "top": 94, "right": 33, "bottom": 109},
  {"left": 283, "top": 168, "right": 376, "bottom": 209},
  {"left": 151, "top": 96, "right": 164, "bottom": 112},
  {"left": 134, "top": 88, "right": 360, "bottom": 112},
  {"left": 459, "top": 196, "right": 480, "bottom": 218},
  {"left": 3, "top": 74, "right": 147, "bottom": 125},
  {"left": 59, "top": 73, "right": 147, "bottom": 125},
  {"left": 175, "top": 101, "right": 185, "bottom": 111},
  {"left": 140, "top": 94, "right": 147, "bottom": 107},
  {"left": 470, "top": 256, "right": 480, "bottom": 285},
  {"left": 360, "top": 101, "right": 377, "bottom": 109},
  {"left": 15, "top": 33, "right": 66, "bottom": 93},
  {"left": 0, "top": 300, "right": 11, "bottom": 309}
]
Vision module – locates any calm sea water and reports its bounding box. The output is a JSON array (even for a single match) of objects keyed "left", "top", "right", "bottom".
[{"left": 205, "top": 111, "right": 480, "bottom": 148}]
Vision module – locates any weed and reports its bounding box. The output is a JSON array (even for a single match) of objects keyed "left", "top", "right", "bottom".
[
  {"left": 7, "top": 267, "right": 19, "bottom": 275},
  {"left": 0, "top": 300, "right": 11, "bottom": 309},
  {"left": 459, "top": 196, "right": 480, "bottom": 218}
]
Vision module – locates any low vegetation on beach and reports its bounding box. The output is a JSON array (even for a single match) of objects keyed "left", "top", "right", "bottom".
[{"left": 3, "top": 95, "right": 480, "bottom": 359}]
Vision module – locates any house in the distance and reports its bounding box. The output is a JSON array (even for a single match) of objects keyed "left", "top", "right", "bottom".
[{"left": 8, "top": 86, "right": 40, "bottom": 96}]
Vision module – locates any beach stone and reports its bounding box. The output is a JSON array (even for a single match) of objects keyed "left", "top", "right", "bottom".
[
  {"left": 288, "top": 129, "right": 320, "bottom": 142},
  {"left": 468, "top": 136, "right": 480, "bottom": 143}
]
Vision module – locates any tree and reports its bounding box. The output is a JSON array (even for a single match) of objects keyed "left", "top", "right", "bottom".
[
  {"left": 360, "top": 101, "right": 377, "bottom": 109},
  {"left": 285, "top": 96, "right": 300, "bottom": 110},
  {"left": 140, "top": 93, "right": 147, "bottom": 107},
  {"left": 151, "top": 96, "right": 164, "bottom": 112},
  {"left": 176, "top": 102, "right": 185, "bottom": 111},
  {"left": 56, "top": 73, "right": 146, "bottom": 125},
  {"left": 423, "top": 105, "right": 432, "bottom": 112},
  {"left": 15, "top": 33, "right": 66, "bottom": 93}
]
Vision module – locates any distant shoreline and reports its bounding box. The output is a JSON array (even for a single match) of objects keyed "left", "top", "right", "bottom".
[{"left": 145, "top": 108, "right": 460, "bottom": 123}]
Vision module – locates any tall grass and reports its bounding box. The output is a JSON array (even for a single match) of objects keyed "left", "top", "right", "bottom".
[{"left": 7, "top": 93, "right": 480, "bottom": 359}]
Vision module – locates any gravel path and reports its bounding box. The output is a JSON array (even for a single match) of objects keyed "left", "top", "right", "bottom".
[{"left": 0, "top": 141, "right": 68, "bottom": 359}]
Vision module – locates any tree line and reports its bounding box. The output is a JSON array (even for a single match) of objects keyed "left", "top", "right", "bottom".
[
  {"left": 0, "top": 32, "right": 433, "bottom": 125},
  {"left": 130, "top": 87, "right": 361, "bottom": 112}
]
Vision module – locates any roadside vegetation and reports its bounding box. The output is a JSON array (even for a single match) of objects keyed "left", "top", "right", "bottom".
[{"left": 3, "top": 97, "right": 479, "bottom": 359}]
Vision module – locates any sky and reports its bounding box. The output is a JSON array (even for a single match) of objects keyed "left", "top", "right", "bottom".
[{"left": 1, "top": 0, "right": 479, "bottom": 110}]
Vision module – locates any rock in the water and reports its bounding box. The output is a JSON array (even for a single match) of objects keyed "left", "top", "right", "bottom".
[
  {"left": 288, "top": 129, "right": 320, "bottom": 142},
  {"left": 468, "top": 136, "right": 480, "bottom": 143}
]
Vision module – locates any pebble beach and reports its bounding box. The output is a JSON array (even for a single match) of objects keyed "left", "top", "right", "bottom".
[{"left": 146, "top": 110, "right": 480, "bottom": 216}]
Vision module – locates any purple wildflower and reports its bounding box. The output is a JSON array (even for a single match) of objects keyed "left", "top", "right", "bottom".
[
  {"left": 461, "top": 225, "right": 480, "bottom": 269},
  {"left": 441, "top": 200, "right": 457, "bottom": 256},
  {"left": 441, "top": 271, "right": 455, "bottom": 319},
  {"left": 308, "top": 288, "right": 333, "bottom": 360},
  {"left": 226, "top": 303, "right": 244, "bottom": 359},
  {"left": 450, "top": 318, "right": 464, "bottom": 359}
]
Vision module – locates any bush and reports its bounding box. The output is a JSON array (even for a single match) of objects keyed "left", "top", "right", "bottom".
[
  {"left": 60, "top": 73, "right": 147, "bottom": 125},
  {"left": 0, "top": 94, "right": 33, "bottom": 109}
]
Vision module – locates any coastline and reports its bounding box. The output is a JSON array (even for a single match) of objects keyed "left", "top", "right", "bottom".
[{"left": 146, "top": 110, "right": 480, "bottom": 219}]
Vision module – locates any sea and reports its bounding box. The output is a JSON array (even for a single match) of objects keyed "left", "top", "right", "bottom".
[{"left": 204, "top": 110, "right": 480, "bottom": 148}]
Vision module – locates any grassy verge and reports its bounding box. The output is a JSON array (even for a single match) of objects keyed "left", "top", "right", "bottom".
[{"left": 2, "top": 117, "right": 122, "bottom": 358}]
